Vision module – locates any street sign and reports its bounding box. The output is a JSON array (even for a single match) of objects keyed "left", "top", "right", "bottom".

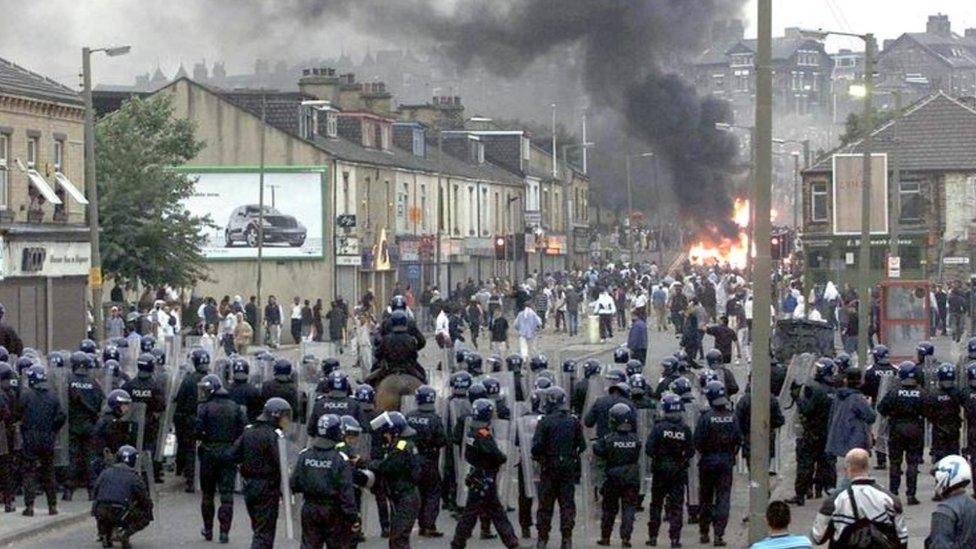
[
  {"left": 943, "top": 256, "right": 970, "bottom": 265},
  {"left": 89, "top": 266, "right": 103, "bottom": 289},
  {"left": 336, "top": 255, "right": 362, "bottom": 266},
  {"left": 524, "top": 211, "right": 541, "bottom": 226},
  {"left": 887, "top": 256, "right": 900, "bottom": 278},
  {"left": 336, "top": 214, "right": 356, "bottom": 228}
]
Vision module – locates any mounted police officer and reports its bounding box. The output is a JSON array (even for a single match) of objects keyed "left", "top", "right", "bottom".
[
  {"left": 290, "top": 414, "right": 360, "bottom": 549},
  {"left": 405, "top": 385, "right": 447, "bottom": 538},
  {"left": 645, "top": 392, "right": 694, "bottom": 548},
  {"left": 368, "top": 411, "right": 421, "bottom": 549},
  {"left": 92, "top": 445, "right": 153, "bottom": 549},
  {"left": 121, "top": 353, "right": 165, "bottom": 484},
  {"left": 195, "top": 374, "right": 247, "bottom": 543},
  {"left": 532, "top": 386, "right": 586, "bottom": 549},
  {"left": 369, "top": 310, "right": 427, "bottom": 385},
  {"left": 230, "top": 397, "right": 292, "bottom": 549},
  {"left": 788, "top": 357, "right": 837, "bottom": 506},
  {"left": 227, "top": 356, "right": 262, "bottom": 423},
  {"left": 450, "top": 398, "right": 522, "bottom": 549},
  {"left": 174, "top": 348, "right": 211, "bottom": 491},
  {"left": 19, "top": 365, "right": 66, "bottom": 516},
  {"left": 694, "top": 380, "right": 741, "bottom": 547},
  {"left": 66, "top": 350, "right": 104, "bottom": 500},
  {"left": 877, "top": 361, "right": 927, "bottom": 505},
  {"left": 594, "top": 402, "right": 641, "bottom": 547}
]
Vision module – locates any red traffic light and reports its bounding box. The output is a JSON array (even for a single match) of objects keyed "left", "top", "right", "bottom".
[{"left": 495, "top": 236, "right": 506, "bottom": 247}]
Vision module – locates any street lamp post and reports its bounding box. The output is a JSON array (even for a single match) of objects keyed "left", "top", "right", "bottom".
[
  {"left": 82, "top": 44, "right": 130, "bottom": 343},
  {"left": 625, "top": 152, "right": 654, "bottom": 261}
]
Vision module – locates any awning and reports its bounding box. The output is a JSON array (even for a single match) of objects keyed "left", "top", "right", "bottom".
[
  {"left": 54, "top": 172, "right": 89, "bottom": 205},
  {"left": 26, "top": 169, "right": 62, "bottom": 205}
]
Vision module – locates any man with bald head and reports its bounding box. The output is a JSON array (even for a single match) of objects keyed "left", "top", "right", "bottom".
[{"left": 811, "top": 449, "right": 908, "bottom": 548}]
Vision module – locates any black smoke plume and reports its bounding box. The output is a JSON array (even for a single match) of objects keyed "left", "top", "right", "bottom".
[{"left": 259, "top": 0, "right": 748, "bottom": 234}]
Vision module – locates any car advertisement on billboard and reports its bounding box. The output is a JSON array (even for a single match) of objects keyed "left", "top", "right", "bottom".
[{"left": 181, "top": 169, "right": 324, "bottom": 259}]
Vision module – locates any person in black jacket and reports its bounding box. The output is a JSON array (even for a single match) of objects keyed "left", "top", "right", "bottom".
[
  {"left": 878, "top": 362, "right": 928, "bottom": 505},
  {"left": 788, "top": 358, "right": 836, "bottom": 506},
  {"left": 66, "top": 351, "right": 104, "bottom": 500},
  {"left": 645, "top": 393, "right": 694, "bottom": 548},
  {"left": 584, "top": 377, "right": 637, "bottom": 439},
  {"left": 92, "top": 445, "right": 153, "bottom": 549},
  {"left": 532, "top": 387, "right": 586, "bottom": 549},
  {"left": 230, "top": 397, "right": 291, "bottom": 549},
  {"left": 260, "top": 358, "right": 301, "bottom": 418},
  {"left": 704, "top": 349, "right": 739, "bottom": 398},
  {"left": 926, "top": 363, "right": 964, "bottom": 464},
  {"left": 368, "top": 411, "right": 421, "bottom": 549},
  {"left": 18, "top": 365, "right": 67, "bottom": 516},
  {"left": 450, "top": 398, "right": 521, "bottom": 549},
  {"left": 694, "top": 381, "right": 742, "bottom": 547},
  {"left": 0, "top": 367, "right": 14, "bottom": 512},
  {"left": 963, "top": 363, "right": 976, "bottom": 465},
  {"left": 291, "top": 414, "right": 359, "bottom": 549},
  {"left": 307, "top": 371, "right": 361, "bottom": 438},
  {"left": 0, "top": 304, "right": 23, "bottom": 356},
  {"left": 593, "top": 403, "right": 641, "bottom": 547},
  {"left": 120, "top": 353, "right": 165, "bottom": 485},
  {"left": 405, "top": 385, "right": 447, "bottom": 538},
  {"left": 735, "top": 376, "right": 786, "bottom": 471},
  {"left": 226, "top": 357, "right": 262, "bottom": 423},
  {"left": 174, "top": 349, "right": 210, "bottom": 491},
  {"left": 195, "top": 374, "right": 247, "bottom": 543}
]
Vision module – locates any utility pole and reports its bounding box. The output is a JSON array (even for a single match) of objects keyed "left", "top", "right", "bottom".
[
  {"left": 792, "top": 152, "right": 801, "bottom": 228},
  {"left": 82, "top": 48, "right": 104, "bottom": 343},
  {"left": 889, "top": 90, "right": 903, "bottom": 259},
  {"left": 256, "top": 94, "right": 266, "bottom": 346},
  {"left": 749, "top": 0, "right": 774, "bottom": 542},
  {"left": 857, "top": 34, "right": 875, "bottom": 368},
  {"left": 626, "top": 154, "right": 633, "bottom": 258}
]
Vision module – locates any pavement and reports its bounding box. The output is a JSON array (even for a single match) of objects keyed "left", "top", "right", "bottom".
[{"left": 3, "top": 325, "right": 957, "bottom": 548}]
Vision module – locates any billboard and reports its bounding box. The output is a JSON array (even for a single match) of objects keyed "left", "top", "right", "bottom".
[
  {"left": 832, "top": 153, "right": 888, "bottom": 235},
  {"left": 181, "top": 169, "right": 325, "bottom": 259}
]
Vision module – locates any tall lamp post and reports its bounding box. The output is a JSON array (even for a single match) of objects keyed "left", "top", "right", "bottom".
[
  {"left": 625, "top": 152, "right": 654, "bottom": 260},
  {"left": 82, "top": 44, "right": 130, "bottom": 343},
  {"left": 802, "top": 27, "right": 876, "bottom": 367}
]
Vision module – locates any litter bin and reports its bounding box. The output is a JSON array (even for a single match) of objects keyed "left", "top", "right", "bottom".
[{"left": 587, "top": 315, "right": 600, "bottom": 344}]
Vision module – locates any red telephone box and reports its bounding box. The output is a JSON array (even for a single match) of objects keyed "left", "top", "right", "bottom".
[{"left": 878, "top": 280, "right": 931, "bottom": 363}]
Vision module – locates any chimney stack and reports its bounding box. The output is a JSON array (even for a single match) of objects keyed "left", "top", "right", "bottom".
[
  {"left": 298, "top": 67, "right": 340, "bottom": 104},
  {"left": 927, "top": 14, "right": 951, "bottom": 37}
]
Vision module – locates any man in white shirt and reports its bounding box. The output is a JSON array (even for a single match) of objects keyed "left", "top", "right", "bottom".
[{"left": 290, "top": 296, "right": 303, "bottom": 344}]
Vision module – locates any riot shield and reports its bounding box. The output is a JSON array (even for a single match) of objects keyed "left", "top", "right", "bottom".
[
  {"left": 921, "top": 356, "right": 938, "bottom": 448},
  {"left": 494, "top": 371, "right": 517, "bottom": 421},
  {"left": 155, "top": 360, "right": 187, "bottom": 468},
  {"left": 582, "top": 372, "right": 608, "bottom": 439},
  {"left": 516, "top": 414, "right": 540, "bottom": 500},
  {"left": 127, "top": 402, "right": 157, "bottom": 498},
  {"left": 399, "top": 395, "right": 418, "bottom": 415},
  {"left": 492, "top": 418, "right": 515, "bottom": 507},
  {"left": 778, "top": 354, "right": 815, "bottom": 442},
  {"left": 120, "top": 341, "right": 139, "bottom": 380},
  {"left": 50, "top": 365, "right": 70, "bottom": 467},
  {"left": 456, "top": 416, "right": 473, "bottom": 508},
  {"left": 873, "top": 371, "right": 899, "bottom": 459},
  {"left": 683, "top": 400, "right": 702, "bottom": 514},
  {"left": 636, "top": 408, "right": 654, "bottom": 495},
  {"left": 276, "top": 431, "right": 296, "bottom": 540}
]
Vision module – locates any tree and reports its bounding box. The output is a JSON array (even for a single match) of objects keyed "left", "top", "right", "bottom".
[
  {"left": 95, "top": 94, "right": 211, "bottom": 288},
  {"left": 839, "top": 107, "right": 898, "bottom": 146}
]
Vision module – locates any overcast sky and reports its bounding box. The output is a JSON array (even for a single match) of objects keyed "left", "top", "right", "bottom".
[{"left": 1, "top": 0, "right": 974, "bottom": 88}]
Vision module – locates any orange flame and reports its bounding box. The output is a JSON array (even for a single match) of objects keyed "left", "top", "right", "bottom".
[{"left": 688, "top": 198, "right": 750, "bottom": 270}]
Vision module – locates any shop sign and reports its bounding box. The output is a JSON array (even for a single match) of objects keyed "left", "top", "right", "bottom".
[{"left": 3, "top": 241, "right": 91, "bottom": 278}]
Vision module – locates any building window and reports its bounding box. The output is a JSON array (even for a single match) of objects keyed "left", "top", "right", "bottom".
[
  {"left": 521, "top": 137, "right": 530, "bottom": 161},
  {"left": 412, "top": 129, "right": 425, "bottom": 157},
  {"left": 711, "top": 74, "right": 725, "bottom": 93},
  {"left": 380, "top": 124, "right": 391, "bottom": 151},
  {"left": 468, "top": 186, "right": 475, "bottom": 235},
  {"left": 898, "top": 180, "right": 923, "bottom": 222},
  {"left": 542, "top": 188, "right": 549, "bottom": 226},
  {"left": 363, "top": 121, "right": 376, "bottom": 148},
  {"left": 326, "top": 112, "right": 338, "bottom": 138},
  {"left": 299, "top": 107, "right": 315, "bottom": 139},
  {"left": 807, "top": 250, "right": 830, "bottom": 269},
  {"left": 797, "top": 51, "right": 819, "bottom": 66},
  {"left": 811, "top": 182, "right": 828, "bottom": 222},
  {"left": 27, "top": 136, "right": 38, "bottom": 168},
  {"left": 494, "top": 191, "right": 500, "bottom": 233},
  {"left": 791, "top": 71, "right": 804, "bottom": 91},
  {"left": 53, "top": 140, "right": 64, "bottom": 172},
  {"left": 420, "top": 184, "right": 427, "bottom": 232},
  {"left": 733, "top": 69, "right": 749, "bottom": 92},
  {"left": 730, "top": 53, "right": 753, "bottom": 67},
  {"left": 342, "top": 172, "right": 350, "bottom": 214},
  {"left": 810, "top": 73, "right": 819, "bottom": 92},
  {"left": 477, "top": 143, "right": 485, "bottom": 164},
  {"left": 452, "top": 184, "right": 459, "bottom": 235},
  {"left": 0, "top": 133, "right": 8, "bottom": 208}
]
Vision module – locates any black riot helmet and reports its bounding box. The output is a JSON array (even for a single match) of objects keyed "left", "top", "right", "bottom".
[
  {"left": 260, "top": 397, "right": 293, "bottom": 425},
  {"left": 190, "top": 348, "right": 211, "bottom": 373},
  {"left": 79, "top": 338, "right": 98, "bottom": 354},
  {"left": 140, "top": 335, "right": 156, "bottom": 353},
  {"left": 136, "top": 353, "right": 156, "bottom": 375},
  {"left": 390, "top": 310, "right": 409, "bottom": 332},
  {"left": 116, "top": 445, "right": 139, "bottom": 468},
  {"left": 231, "top": 357, "right": 250, "bottom": 381},
  {"left": 70, "top": 351, "right": 93, "bottom": 371}
]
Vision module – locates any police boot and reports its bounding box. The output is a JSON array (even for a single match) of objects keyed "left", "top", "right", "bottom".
[
  {"left": 622, "top": 539, "right": 632, "bottom": 548},
  {"left": 201, "top": 528, "right": 213, "bottom": 541},
  {"left": 785, "top": 494, "right": 805, "bottom": 506},
  {"left": 481, "top": 527, "right": 497, "bottom": 540},
  {"left": 62, "top": 487, "right": 73, "bottom": 501},
  {"left": 521, "top": 526, "right": 532, "bottom": 539},
  {"left": 670, "top": 541, "right": 682, "bottom": 549},
  {"left": 907, "top": 495, "right": 920, "bottom": 506},
  {"left": 119, "top": 533, "right": 132, "bottom": 549},
  {"left": 687, "top": 505, "right": 699, "bottom": 524},
  {"left": 560, "top": 536, "right": 572, "bottom": 549},
  {"left": 219, "top": 532, "right": 229, "bottom": 544},
  {"left": 21, "top": 505, "right": 33, "bottom": 517},
  {"left": 597, "top": 539, "right": 610, "bottom": 546},
  {"left": 536, "top": 539, "right": 548, "bottom": 549},
  {"left": 713, "top": 536, "right": 726, "bottom": 547}
]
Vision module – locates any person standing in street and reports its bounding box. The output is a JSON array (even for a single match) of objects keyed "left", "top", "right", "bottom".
[
  {"left": 174, "top": 349, "right": 211, "bottom": 492},
  {"left": 244, "top": 296, "right": 258, "bottom": 332},
  {"left": 877, "top": 362, "right": 927, "bottom": 505},
  {"left": 231, "top": 398, "right": 292, "bottom": 549},
  {"left": 593, "top": 403, "right": 641, "bottom": 547},
  {"left": 645, "top": 393, "right": 694, "bottom": 549},
  {"left": 532, "top": 387, "right": 586, "bottom": 549},
  {"left": 106, "top": 306, "right": 126, "bottom": 339},
  {"left": 825, "top": 367, "right": 876, "bottom": 486},
  {"left": 515, "top": 303, "right": 542, "bottom": 359},
  {"left": 651, "top": 284, "right": 668, "bottom": 332},
  {"left": 694, "top": 381, "right": 741, "bottom": 547},
  {"left": 195, "top": 374, "right": 247, "bottom": 543},
  {"left": 626, "top": 310, "right": 648, "bottom": 366},
  {"left": 565, "top": 285, "right": 580, "bottom": 337},
  {"left": 312, "top": 298, "right": 325, "bottom": 342},
  {"left": 92, "top": 445, "right": 154, "bottom": 549},
  {"left": 18, "top": 366, "right": 66, "bottom": 516},
  {"left": 65, "top": 352, "right": 104, "bottom": 501},
  {"left": 120, "top": 354, "right": 165, "bottom": 486},
  {"left": 290, "top": 296, "right": 303, "bottom": 344},
  {"left": 300, "top": 299, "right": 313, "bottom": 341},
  {"left": 593, "top": 287, "right": 617, "bottom": 343},
  {"left": 264, "top": 296, "right": 282, "bottom": 349},
  {"left": 405, "top": 385, "right": 447, "bottom": 539},
  {"left": 368, "top": 411, "right": 421, "bottom": 549}
]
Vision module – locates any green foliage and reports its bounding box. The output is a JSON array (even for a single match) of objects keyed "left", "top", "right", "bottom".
[
  {"left": 95, "top": 94, "right": 211, "bottom": 288},
  {"left": 839, "top": 108, "right": 898, "bottom": 146}
]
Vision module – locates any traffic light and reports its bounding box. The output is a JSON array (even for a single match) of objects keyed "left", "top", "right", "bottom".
[
  {"left": 771, "top": 234, "right": 781, "bottom": 260},
  {"left": 494, "top": 235, "right": 507, "bottom": 260}
]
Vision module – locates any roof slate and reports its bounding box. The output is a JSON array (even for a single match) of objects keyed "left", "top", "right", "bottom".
[
  {"left": 805, "top": 92, "right": 976, "bottom": 173},
  {"left": 0, "top": 57, "right": 82, "bottom": 106},
  {"left": 693, "top": 37, "right": 822, "bottom": 66}
]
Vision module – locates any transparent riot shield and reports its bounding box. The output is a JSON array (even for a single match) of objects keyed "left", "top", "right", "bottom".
[
  {"left": 492, "top": 418, "right": 515, "bottom": 507},
  {"left": 494, "top": 371, "right": 517, "bottom": 421},
  {"left": 874, "top": 371, "right": 899, "bottom": 459},
  {"left": 276, "top": 431, "right": 296, "bottom": 540},
  {"left": 516, "top": 414, "right": 540, "bottom": 500},
  {"left": 155, "top": 361, "right": 186, "bottom": 468},
  {"left": 922, "top": 356, "right": 939, "bottom": 447},
  {"left": 300, "top": 341, "right": 335, "bottom": 364},
  {"left": 778, "top": 354, "right": 816, "bottom": 442},
  {"left": 636, "top": 408, "right": 654, "bottom": 496},
  {"left": 683, "top": 401, "right": 702, "bottom": 514},
  {"left": 456, "top": 416, "right": 473, "bottom": 507},
  {"left": 120, "top": 342, "right": 139, "bottom": 380},
  {"left": 51, "top": 366, "right": 70, "bottom": 467},
  {"left": 127, "top": 402, "right": 158, "bottom": 499},
  {"left": 399, "top": 395, "right": 418, "bottom": 415}
]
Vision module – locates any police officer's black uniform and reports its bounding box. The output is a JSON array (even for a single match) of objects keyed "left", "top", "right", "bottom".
[
  {"left": 67, "top": 356, "right": 104, "bottom": 497},
  {"left": 230, "top": 401, "right": 288, "bottom": 549},
  {"left": 174, "top": 354, "right": 208, "bottom": 490},
  {"left": 531, "top": 403, "right": 586, "bottom": 548},
  {"left": 18, "top": 370, "right": 67, "bottom": 515},
  {"left": 877, "top": 369, "right": 928, "bottom": 503},
  {"left": 227, "top": 379, "right": 263, "bottom": 424},
  {"left": 926, "top": 370, "right": 964, "bottom": 464},
  {"left": 645, "top": 408, "right": 694, "bottom": 547},
  {"left": 405, "top": 394, "right": 447, "bottom": 537},
  {"left": 862, "top": 352, "right": 897, "bottom": 468},
  {"left": 964, "top": 375, "right": 976, "bottom": 465},
  {"left": 121, "top": 358, "right": 165, "bottom": 484},
  {"left": 693, "top": 386, "right": 742, "bottom": 546},
  {"left": 583, "top": 387, "right": 636, "bottom": 439},
  {"left": 369, "top": 418, "right": 422, "bottom": 549},
  {"left": 792, "top": 373, "right": 836, "bottom": 504},
  {"left": 0, "top": 380, "right": 13, "bottom": 511},
  {"left": 92, "top": 446, "right": 153, "bottom": 548},
  {"left": 593, "top": 408, "right": 641, "bottom": 546},
  {"left": 195, "top": 376, "right": 247, "bottom": 542}
]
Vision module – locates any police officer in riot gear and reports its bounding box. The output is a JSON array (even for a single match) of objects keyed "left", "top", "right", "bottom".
[
  {"left": 307, "top": 371, "right": 362, "bottom": 437},
  {"left": 261, "top": 358, "right": 300, "bottom": 414},
  {"left": 405, "top": 385, "right": 447, "bottom": 538},
  {"left": 195, "top": 374, "right": 246, "bottom": 543},
  {"left": 92, "top": 445, "right": 153, "bottom": 549},
  {"left": 444, "top": 371, "right": 473, "bottom": 513},
  {"left": 594, "top": 402, "right": 641, "bottom": 547},
  {"left": 694, "top": 380, "right": 742, "bottom": 546},
  {"left": 628, "top": 374, "right": 655, "bottom": 410},
  {"left": 483, "top": 376, "right": 510, "bottom": 419},
  {"left": 878, "top": 361, "right": 927, "bottom": 505},
  {"left": 451, "top": 398, "right": 522, "bottom": 549},
  {"left": 704, "top": 349, "right": 739, "bottom": 397},
  {"left": 290, "top": 414, "right": 360, "bottom": 548},
  {"left": 380, "top": 295, "right": 425, "bottom": 343},
  {"left": 66, "top": 350, "right": 104, "bottom": 500},
  {"left": 315, "top": 358, "right": 342, "bottom": 394},
  {"left": 926, "top": 363, "right": 964, "bottom": 464},
  {"left": 646, "top": 392, "right": 694, "bottom": 548},
  {"left": 19, "top": 365, "right": 67, "bottom": 516},
  {"left": 467, "top": 352, "right": 485, "bottom": 378},
  {"left": 963, "top": 363, "right": 976, "bottom": 464},
  {"left": 230, "top": 397, "right": 292, "bottom": 549},
  {"left": 572, "top": 359, "right": 601, "bottom": 416},
  {"left": 174, "top": 348, "right": 211, "bottom": 491},
  {"left": 585, "top": 374, "right": 637, "bottom": 439},
  {"left": 532, "top": 386, "right": 586, "bottom": 549},
  {"left": 735, "top": 374, "right": 785, "bottom": 472},
  {"left": 0, "top": 361, "right": 15, "bottom": 512},
  {"left": 121, "top": 353, "right": 165, "bottom": 484},
  {"left": 227, "top": 357, "right": 262, "bottom": 423},
  {"left": 368, "top": 411, "right": 421, "bottom": 549},
  {"left": 788, "top": 358, "right": 837, "bottom": 506},
  {"left": 92, "top": 389, "right": 135, "bottom": 477},
  {"left": 507, "top": 354, "right": 527, "bottom": 402},
  {"left": 614, "top": 347, "right": 630, "bottom": 366},
  {"left": 654, "top": 357, "right": 682, "bottom": 399}
]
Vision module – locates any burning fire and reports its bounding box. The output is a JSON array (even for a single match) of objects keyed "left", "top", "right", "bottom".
[{"left": 688, "top": 198, "right": 750, "bottom": 270}]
